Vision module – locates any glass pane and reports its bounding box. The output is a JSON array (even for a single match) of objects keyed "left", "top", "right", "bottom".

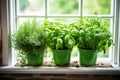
[
  {"left": 17, "top": 18, "right": 44, "bottom": 27},
  {"left": 17, "top": 0, "right": 45, "bottom": 16},
  {"left": 47, "top": 18, "right": 79, "bottom": 24},
  {"left": 97, "top": 19, "right": 111, "bottom": 58},
  {"left": 48, "top": 0, "right": 79, "bottom": 15},
  {"left": 83, "top": 0, "right": 111, "bottom": 15}
]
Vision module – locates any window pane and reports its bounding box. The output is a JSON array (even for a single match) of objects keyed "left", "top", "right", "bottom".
[
  {"left": 17, "top": 0, "right": 45, "bottom": 16},
  {"left": 17, "top": 18, "right": 44, "bottom": 26},
  {"left": 48, "top": 0, "right": 79, "bottom": 15},
  {"left": 83, "top": 0, "right": 111, "bottom": 15},
  {"left": 97, "top": 19, "right": 111, "bottom": 58},
  {"left": 47, "top": 18, "right": 79, "bottom": 24}
]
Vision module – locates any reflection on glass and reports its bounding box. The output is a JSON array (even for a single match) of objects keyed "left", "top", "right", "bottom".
[
  {"left": 17, "top": 0, "right": 45, "bottom": 15},
  {"left": 48, "top": 0, "right": 79, "bottom": 15},
  {"left": 83, "top": 0, "right": 111, "bottom": 15}
]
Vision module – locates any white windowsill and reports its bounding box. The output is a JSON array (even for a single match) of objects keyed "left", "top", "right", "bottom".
[
  {"left": 0, "top": 55, "right": 119, "bottom": 74},
  {"left": 0, "top": 64, "right": 120, "bottom": 74}
]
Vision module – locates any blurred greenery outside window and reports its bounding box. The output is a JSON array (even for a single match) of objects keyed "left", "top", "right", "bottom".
[{"left": 16, "top": 0, "right": 113, "bottom": 62}]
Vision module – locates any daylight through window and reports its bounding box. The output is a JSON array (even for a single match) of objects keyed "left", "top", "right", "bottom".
[{"left": 10, "top": 0, "right": 114, "bottom": 66}]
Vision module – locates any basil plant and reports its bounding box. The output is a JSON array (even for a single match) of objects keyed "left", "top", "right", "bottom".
[
  {"left": 43, "top": 20, "right": 75, "bottom": 50},
  {"left": 69, "top": 17, "right": 113, "bottom": 53}
]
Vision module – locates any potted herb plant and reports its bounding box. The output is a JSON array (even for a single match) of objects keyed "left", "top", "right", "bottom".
[
  {"left": 43, "top": 20, "right": 75, "bottom": 66},
  {"left": 71, "top": 17, "right": 113, "bottom": 66},
  {"left": 12, "top": 18, "right": 46, "bottom": 66}
]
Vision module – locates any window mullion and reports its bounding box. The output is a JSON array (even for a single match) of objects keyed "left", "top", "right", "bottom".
[
  {"left": 45, "top": 0, "right": 48, "bottom": 19},
  {"left": 80, "top": 0, "right": 83, "bottom": 17},
  {"left": 17, "top": 15, "right": 113, "bottom": 18}
]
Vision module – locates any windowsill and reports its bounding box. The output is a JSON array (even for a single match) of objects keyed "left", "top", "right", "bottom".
[
  {"left": 0, "top": 64, "right": 120, "bottom": 74},
  {"left": 0, "top": 58, "right": 119, "bottom": 74}
]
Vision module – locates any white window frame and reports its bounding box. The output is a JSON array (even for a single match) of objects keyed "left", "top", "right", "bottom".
[
  {"left": 113, "top": 0, "right": 120, "bottom": 67},
  {"left": 1, "top": 0, "right": 120, "bottom": 68}
]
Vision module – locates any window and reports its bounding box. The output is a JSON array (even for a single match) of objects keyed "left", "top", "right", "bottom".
[{"left": 1, "top": 0, "right": 120, "bottom": 67}]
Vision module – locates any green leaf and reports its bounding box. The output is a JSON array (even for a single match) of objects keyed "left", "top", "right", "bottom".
[
  {"left": 68, "top": 38, "right": 75, "bottom": 49},
  {"left": 56, "top": 38, "right": 63, "bottom": 49},
  {"left": 64, "top": 34, "right": 70, "bottom": 44}
]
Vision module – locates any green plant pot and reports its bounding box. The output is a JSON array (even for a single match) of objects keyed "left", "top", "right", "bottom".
[
  {"left": 79, "top": 49, "right": 98, "bottom": 66},
  {"left": 26, "top": 50, "right": 44, "bottom": 66},
  {"left": 53, "top": 50, "right": 71, "bottom": 66}
]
